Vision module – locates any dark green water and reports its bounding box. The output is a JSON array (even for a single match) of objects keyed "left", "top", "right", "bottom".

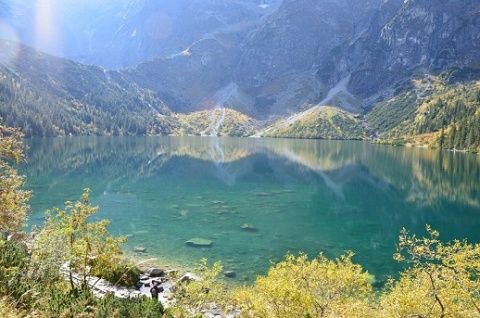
[{"left": 21, "top": 136, "right": 480, "bottom": 284}]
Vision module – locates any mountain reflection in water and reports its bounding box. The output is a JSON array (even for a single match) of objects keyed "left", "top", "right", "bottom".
[{"left": 22, "top": 136, "right": 480, "bottom": 283}]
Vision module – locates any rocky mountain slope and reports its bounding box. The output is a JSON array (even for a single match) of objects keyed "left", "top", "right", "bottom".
[
  {"left": 120, "top": 0, "right": 387, "bottom": 118},
  {"left": 119, "top": 0, "right": 480, "bottom": 122}
]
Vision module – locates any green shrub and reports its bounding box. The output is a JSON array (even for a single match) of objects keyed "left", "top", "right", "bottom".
[
  {"left": 43, "top": 285, "right": 165, "bottom": 318},
  {"left": 97, "top": 294, "right": 165, "bottom": 318},
  {"left": 100, "top": 263, "right": 142, "bottom": 287},
  {"left": 0, "top": 239, "right": 30, "bottom": 301}
]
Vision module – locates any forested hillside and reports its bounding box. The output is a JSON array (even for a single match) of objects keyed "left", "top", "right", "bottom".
[
  {"left": 0, "top": 40, "right": 173, "bottom": 137},
  {"left": 367, "top": 69, "right": 480, "bottom": 152}
]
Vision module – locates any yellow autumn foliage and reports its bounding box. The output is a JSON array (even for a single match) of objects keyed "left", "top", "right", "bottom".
[{"left": 231, "top": 252, "right": 375, "bottom": 318}]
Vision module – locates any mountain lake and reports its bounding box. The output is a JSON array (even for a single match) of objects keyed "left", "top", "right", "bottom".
[{"left": 21, "top": 136, "right": 480, "bottom": 284}]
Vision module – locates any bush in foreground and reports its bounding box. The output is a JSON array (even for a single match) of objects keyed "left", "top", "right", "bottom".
[{"left": 231, "top": 252, "right": 375, "bottom": 318}]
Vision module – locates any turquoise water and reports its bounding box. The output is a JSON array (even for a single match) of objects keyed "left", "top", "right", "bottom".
[{"left": 21, "top": 136, "right": 480, "bottom": 284}]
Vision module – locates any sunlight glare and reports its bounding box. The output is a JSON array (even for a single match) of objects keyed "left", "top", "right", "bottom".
[{"left": 34, "top": 0, "right": 62, "bottom": 55}]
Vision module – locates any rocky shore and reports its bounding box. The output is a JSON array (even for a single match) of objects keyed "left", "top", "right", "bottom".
[{"left": 76, "top": 260, "right": 236, "bottom": 317}]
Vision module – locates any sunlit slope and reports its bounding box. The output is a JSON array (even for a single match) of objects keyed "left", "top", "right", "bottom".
[
  {"left": 173, "top": 108, "right": 256, "bottom": 137},
  {"left": 260, "top": 106, "right": 367, "bottom": 140}
]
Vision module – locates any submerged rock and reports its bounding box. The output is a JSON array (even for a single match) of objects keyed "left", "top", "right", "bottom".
[
  {"left": 224, "top": 270, "right": 236, "bottom": 278},
  {"left": 241, "top": 223, "right": 258, "bottom": 232},
  {"left": 186, "top": 238, "right": 213, "bottom": 247},
  {"left": 133, "top": 246, "right": 147, "bottom": 253}
]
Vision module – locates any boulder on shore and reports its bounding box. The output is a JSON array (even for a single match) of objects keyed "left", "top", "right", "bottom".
[
  {"left": 147, "top": 267, "right": 165, "bottom": 277},
  {"left": 185, "top": 238, "right": 213, "bottom": 247},
  {"left": 180, "top": 272, "right": 200, "bottom": 283}
]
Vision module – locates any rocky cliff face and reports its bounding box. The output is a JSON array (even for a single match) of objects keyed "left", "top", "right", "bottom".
[
  {"left": 237, "top": 0, "right": 382, "bottom": 89},
  {"left": 345, "top": 0, "right": 480, "bottom": 98},
  {"left": 381, "top": 0, "right": 480, "bottom": 72}
]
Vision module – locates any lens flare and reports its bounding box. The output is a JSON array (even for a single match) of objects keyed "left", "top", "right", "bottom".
[{"left": 34, "top": 0, "right": 62, "bottom": 55}]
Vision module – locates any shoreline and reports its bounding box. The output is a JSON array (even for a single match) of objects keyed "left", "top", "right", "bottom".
[
  {"left": 123, "top": 251, "right": 194, "bottom": 277},
  {"left": 123, "top": 251, "right": 251, "bottom": 289}
]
